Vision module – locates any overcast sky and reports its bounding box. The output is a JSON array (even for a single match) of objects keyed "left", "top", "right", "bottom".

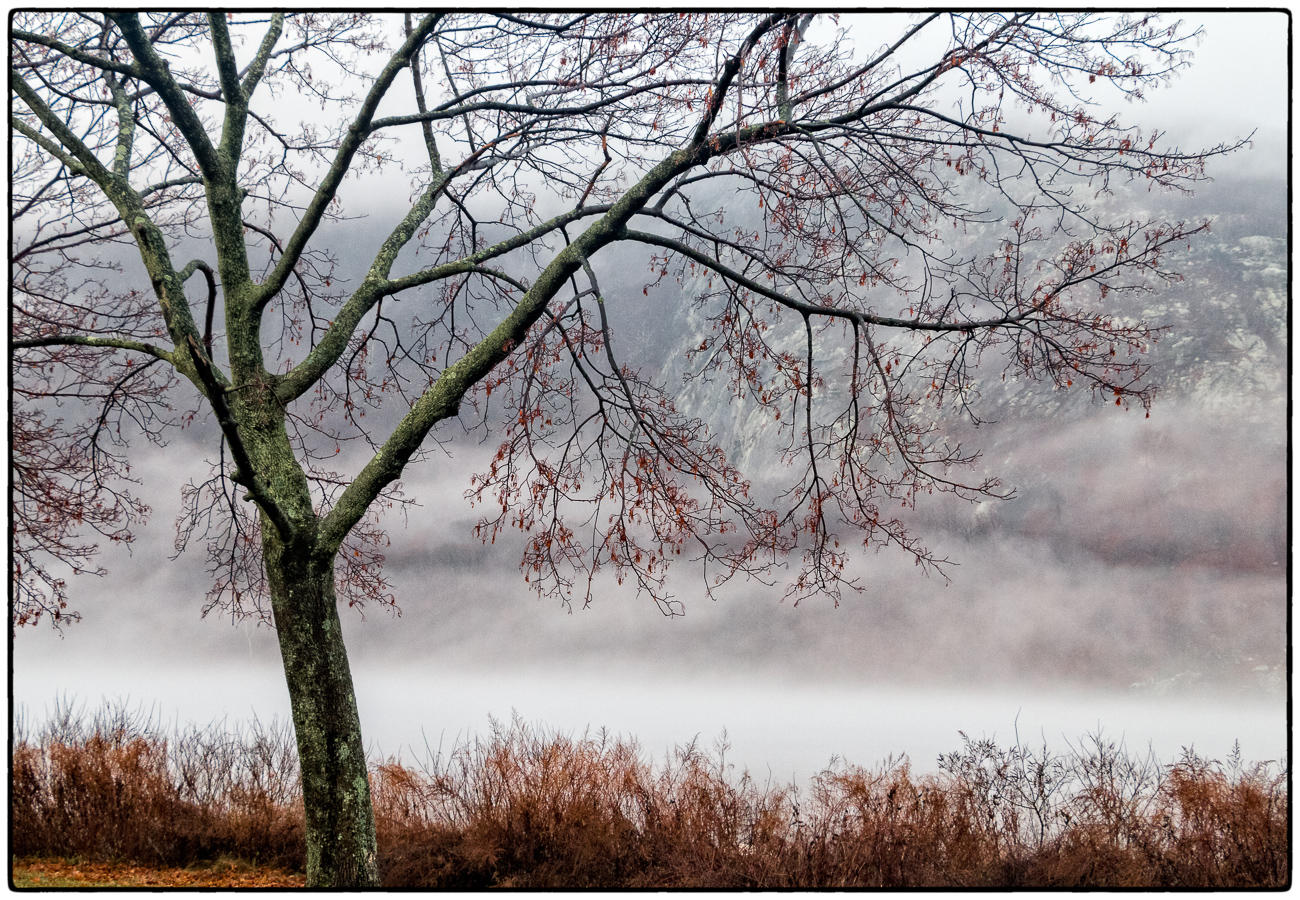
[{"left": 9, "top": 12, "right": 1290, "bottom": 774}]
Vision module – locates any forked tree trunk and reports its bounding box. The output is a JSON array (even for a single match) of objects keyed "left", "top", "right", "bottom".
[{"left": 265, "top": 540, "right": 379, "bottom": 888}]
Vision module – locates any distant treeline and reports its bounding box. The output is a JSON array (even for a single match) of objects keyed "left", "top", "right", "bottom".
[{"left": 11, "top": 702, "right": 1288, "bottom": 888}]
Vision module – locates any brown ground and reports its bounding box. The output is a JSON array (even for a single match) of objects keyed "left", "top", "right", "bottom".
[{"left": 11, "top": 857, "right": 305, "bottom": 889}]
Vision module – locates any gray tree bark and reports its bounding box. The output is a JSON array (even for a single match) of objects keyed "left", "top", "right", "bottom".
[{"left": 265, "top": 536, "right": 378, "bottom": 888}]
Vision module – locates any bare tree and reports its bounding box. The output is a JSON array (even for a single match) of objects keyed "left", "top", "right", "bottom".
[{"left": 10, "top": 12, "right": 1238, "bottom": 886}]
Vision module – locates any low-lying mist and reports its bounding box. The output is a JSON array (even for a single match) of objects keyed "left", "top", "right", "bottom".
[{"left": 14, "top": 387, "right": 1283, "bottom": 706}]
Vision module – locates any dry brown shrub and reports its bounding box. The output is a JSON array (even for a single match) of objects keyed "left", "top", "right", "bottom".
[
  {"left": 11, "top": 702, "right": 303, "bottom": 868},
  {"left": 11, "top": 702, "right": 1288, "bottom": 888}
]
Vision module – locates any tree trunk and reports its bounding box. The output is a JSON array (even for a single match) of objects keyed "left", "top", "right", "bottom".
[{"left": 266, "top": 541, "right": 379, "bottom": 888}]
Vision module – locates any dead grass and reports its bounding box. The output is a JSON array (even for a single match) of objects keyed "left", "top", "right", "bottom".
[
  {"left": 11, "top": 857, "right": 306, "bottom": 888},
  {"left": 12, "top": 703, "right": 303, "bottom": 871},
  {"left": 10, "top": 702, "right": 1288, "bottom": 888}
]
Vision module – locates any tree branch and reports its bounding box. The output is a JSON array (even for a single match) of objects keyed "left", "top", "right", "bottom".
[
  {"left": 250, "top": 13, "right": 444, "bottom": 307},
  {"left": 207, "top": 12, "right": 248, "bottom": 168},
  {"left": 11, "top": 28, "right": 140, "bottom": 77},
  {"left": 12, "top": 334, "right": 175, "bottom": 362},
  {"left": 178, "top": 259, "right": 218, "bottom": 353},
  {"left": 107, "top": 12, "right": 223, "bottom": 179},
  {"left": 103, "top": 71, "right": 136, "bottom": 178},
  {"left": 241, "top": 14, "right": 285, "bottom": 98},
  {"left": 274, "top": 200, "right": 616, "bottom": 404},
  {"left": 619, "top": 226, "right": 1126, "bottom": 334},
  {"left": 315, "top": 144, "right": 700, "bottom": 552},
  {"left": 11, "top": 71, "right": 118, "bottom": 188},
  {"left": 404, "top": 13, "right": 441, "bottom": 173},
  {"left": 14, "top": 69, "right": 209, "bottom": 375},
  {"left": 775, "top": 15, "right": 811, "bottom": 120},
  {"left": 140, "top": 174, "right": 203, "bottom": 199},
  {"left": 183, "top": 334, "right": 293, "bottom": 539},
  {"left": 691, "top": 14, "right": 784, "bottom": 146},
  {"left": 367, "top": 79, "right": 711, "bottom": 133},
  {"left": 10, "top": 115, "right": 88, "bottom": 177}
]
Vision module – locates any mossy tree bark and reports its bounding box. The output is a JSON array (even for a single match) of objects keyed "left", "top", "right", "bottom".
[{"left": 264, "top": 535, "right": 378, "bottom": 888}]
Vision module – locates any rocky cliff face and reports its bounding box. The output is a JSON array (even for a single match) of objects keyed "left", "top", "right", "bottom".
[{"left": 567, "top": 166, "right": 1287, "bottom": 695}]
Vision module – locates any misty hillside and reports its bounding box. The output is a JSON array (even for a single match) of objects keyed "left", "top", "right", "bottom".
[{"left": 12, "top": 159, "right": 1286, "bottom": 701}]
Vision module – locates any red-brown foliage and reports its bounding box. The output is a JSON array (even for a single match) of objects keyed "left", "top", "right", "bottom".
[{"left": 11, "top": 704, "right": 1288, "bottom": 888}]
